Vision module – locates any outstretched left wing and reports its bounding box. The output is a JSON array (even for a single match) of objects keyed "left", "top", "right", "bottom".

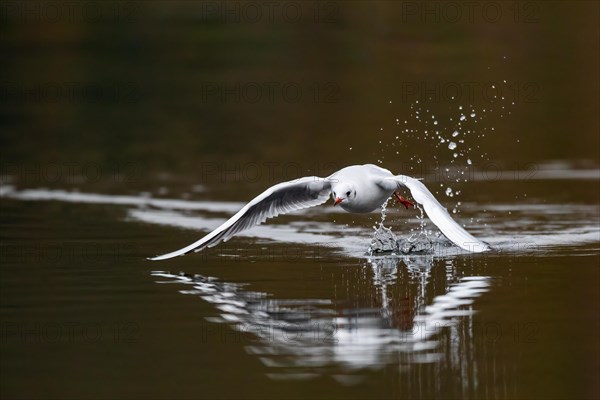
[{"left": 149, "top": 177, "right": 332, "bottom": 260}]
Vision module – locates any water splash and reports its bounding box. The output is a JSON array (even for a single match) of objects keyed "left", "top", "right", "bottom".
[
  {"left": 368, "top": 199, "right": 398, "bottom": 255},
  {"left": 397, "top": 231, "right": 434, "bottom": 254},
  {"left": 367, "top": 196, "right": 458, "bottom": 255},
  {"left": 368, "top": 224, "right": 398, "bottom": 255},
  {"left": 384, "top": 74, "right": 517, "bottom": 216},
  {"left": 415, "top": 204, "right": 427, "bottom": 232}
]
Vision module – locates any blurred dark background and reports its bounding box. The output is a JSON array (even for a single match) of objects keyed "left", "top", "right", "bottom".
[
  {"left": 1, "top": 1, "right": 598, "bottom": 193},
  {"left": 1, "top": 3, "right": 599, "bottom": 399}
]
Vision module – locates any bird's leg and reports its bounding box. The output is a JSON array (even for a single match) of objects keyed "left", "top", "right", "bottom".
[{"left": 394, "top": 192, "right": 415, "bottom": 210}]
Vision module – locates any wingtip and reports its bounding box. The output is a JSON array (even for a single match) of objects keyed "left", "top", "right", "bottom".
[
  {"left": 460, "top": 241, "right": 492, "bottom": 253},
  {"left": 147, "top": 253, "right": 175, "bottom": 261},
  {"left": 147, "top": 249, "right": 191, "bottom": 261},
  {"left": 481, "top": 241, "right": 493, "bottom": 252}
]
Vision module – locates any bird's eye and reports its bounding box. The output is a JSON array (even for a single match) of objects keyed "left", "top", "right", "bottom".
[
  {"left": 346, "top": 191, "right": 351, "bottom": 196},
  {"left": 333, "top": 192, "right": 336, "bottom": 198}
]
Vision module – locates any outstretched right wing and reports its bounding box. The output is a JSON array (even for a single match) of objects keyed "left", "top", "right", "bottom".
[
  {"left": 379, "top": 175, "right": 490, "bottom": 253},
  {"left": 148, "top": 177, "right": 332, "bottom": 260}
]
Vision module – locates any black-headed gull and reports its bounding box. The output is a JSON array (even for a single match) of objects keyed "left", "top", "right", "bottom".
[{"left": 149, "top": 164, "right": 490, "bottom": 260}]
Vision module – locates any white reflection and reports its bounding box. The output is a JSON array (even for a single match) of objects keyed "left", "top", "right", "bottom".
[{"left": 152, "top": 258, "right": 490, "bottom": 384}]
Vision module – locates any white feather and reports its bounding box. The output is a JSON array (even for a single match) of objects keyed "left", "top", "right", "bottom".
[
  {"left": 150, "top": 164, "right": 490, "bottom": 260},
  {"left": 382, "top": 175, "right": 490, "bottom": 253},
  {"left": 148, "top": 177, "right": 331, "bottom": 260}
]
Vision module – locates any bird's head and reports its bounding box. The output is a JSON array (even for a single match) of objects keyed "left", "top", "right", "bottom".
[{"left": 331, "top": 184, "right": 356, "bottom": 206}]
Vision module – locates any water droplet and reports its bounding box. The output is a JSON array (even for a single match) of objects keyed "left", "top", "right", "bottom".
[
  {"left": 470, "top": 112, "right": 476, "bottom": 117},
  {"left": 448, "top": 142, "right": 457, "bottom": 150},
  {"left": 467, "top": 159, "right": 472, "bottom": 165},
  {"left": 452, "top": 131, "right": 459, "bottom": 137},
  {"left": 460, "top": 115, "right": 466, "bottom": 121},
  {"left": 453, "top": 153, "right": 458, "bottom": 158},
  {"left": 445, "top": 187, "right": 453, "bottom": 197},
  {"left": 433, "top": 121, "right": 438, "bottom": 125}
]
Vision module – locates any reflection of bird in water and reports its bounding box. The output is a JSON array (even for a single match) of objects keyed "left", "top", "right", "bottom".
[
  {"left": 149, "top": 164, "right": 490, "bottom": 260},
  {"left": 368, "top": 255, "right": 434, "bottom": 332},
  {"left": 394, "top": 297, "right": 414, "bottom": 332},
  {"left": 151, "top": 263, "right": 490, "bottom": 378}
]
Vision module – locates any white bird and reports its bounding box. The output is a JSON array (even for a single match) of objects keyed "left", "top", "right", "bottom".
[{"left": 149, "top": 164, "right": 490, "bottom": 260}]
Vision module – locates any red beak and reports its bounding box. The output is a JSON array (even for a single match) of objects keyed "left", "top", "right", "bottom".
[{"left": 334, "top": 197, "right": 343, "bottom": 206}]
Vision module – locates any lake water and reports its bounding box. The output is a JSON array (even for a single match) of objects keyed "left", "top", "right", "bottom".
[
  {"left": 1, "top": 1, "right": 599, "bottom": 399},
  {"left": 1, "top": 164, "right": 599, "bottom": 399}
]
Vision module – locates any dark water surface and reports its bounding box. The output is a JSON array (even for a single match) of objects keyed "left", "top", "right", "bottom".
[
  {"left": 1, "top": 1, "right": 599, "bottom": 399},
  {"left": 1, "top": 172, "right": 599, "bottom": 399}
]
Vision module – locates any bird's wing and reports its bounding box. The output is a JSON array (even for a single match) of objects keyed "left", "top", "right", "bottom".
[
  {"left": 149, "top": 177, "right": 332, "bottom": 260},
  {"left": 378, "top": 175, "right": 490, "bottom": 253}
]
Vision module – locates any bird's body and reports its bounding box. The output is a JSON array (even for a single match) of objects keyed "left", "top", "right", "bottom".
[
  {"left": 149, "top": 164, "right": 490, "bottom": 261},
  {"left": 330, "top": 165, "right": 393, "bottom": 213}
]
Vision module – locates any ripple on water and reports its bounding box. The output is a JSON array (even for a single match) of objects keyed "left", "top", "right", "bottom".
[{"left": 1, "top": 185, "right": 598, "bottom": 256}]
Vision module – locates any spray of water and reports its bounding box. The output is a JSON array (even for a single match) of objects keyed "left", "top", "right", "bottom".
[
  {"left": 361, "top": 64, "right": 516, "bottom": 254},
  {"left": 368, "top": 199, "right": 398, "bottom": 255}
]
